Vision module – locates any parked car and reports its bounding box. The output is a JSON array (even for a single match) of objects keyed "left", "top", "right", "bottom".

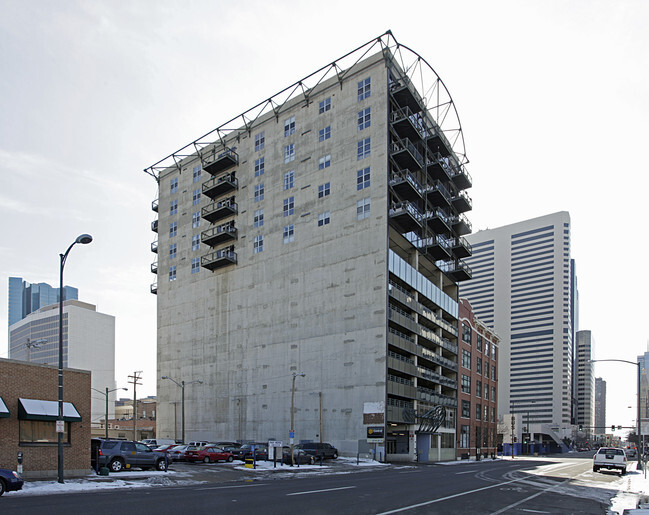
[
  {"left": 0, "top": 468, "right": 23, "bottom": 496},
  {"left": 186, "top": 446, "right": 235, "bottom": 463},
  {"left": 237, "top": 443, "right": 268, "bottom": 461},
  {"left": 294, "top": 442, "right": 339, "bottom": 459},
  {"left": 166, "top": 445, "right": 190, "bottom": 461},
  {"left": 213, "top": 441, "right": 241, "bottom": 449},
  {"left": 281, "top": 446, "right": 316, "bottom": 465},
  {"left": 141, "top": 438, "right": 176, "bottom": 449},
  {"left": 92, "top": 438, "right": 168, "bottom": 472},
  {"left": 626, "top": 447, "right": 638, "bottom": 458},
  {"left": 593, "top": 447, "right": 627, "bottom": 474},
  {"left": 152, "top": 444, "right": 178, "bottom": 454},
  {"left": 187, "top": 441, "right": 211, "bottom": 447}
]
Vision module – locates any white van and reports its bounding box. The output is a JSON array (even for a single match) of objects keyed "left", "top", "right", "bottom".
[{"left": 141, "top": 438, "right": 176, "bottom": 448}]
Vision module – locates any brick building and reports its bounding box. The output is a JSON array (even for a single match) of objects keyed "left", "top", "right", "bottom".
[
  {"left": 457, "top": 299, "right": 499, "bottom": 459},
  {"left": 0, "top": 358, "right": 91, "bottom": 478}
]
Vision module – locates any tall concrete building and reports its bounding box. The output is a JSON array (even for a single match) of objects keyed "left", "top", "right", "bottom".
[
  {"left": 460, "top": 212, "right": 575, "bottom": 446},
  {"left": 575, "top": 330, "right": 595, "bottom": 432},
  {"left": 594, "top": 377, "right": 606, "bottom": 435},
  {"left": 8, "top": 277, "right": 78, "bottom": 328},
  {"left": 9, "top": 300, "right": 116, "bottom": 428},
  {"left": 145, "top": 33, "right": 473, "bottom": 461}
]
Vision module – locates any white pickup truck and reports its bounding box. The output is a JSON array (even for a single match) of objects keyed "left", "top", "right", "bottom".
[{"left": 593, "top": 447, "right": 627, "bottom": 474}]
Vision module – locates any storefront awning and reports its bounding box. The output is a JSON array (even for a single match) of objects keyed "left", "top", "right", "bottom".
[
  {"left": 0, "top": 396, "right": 9, "bottom": 418},
  {"left": 18, "top": 398, "right": 82, "bottom": 422}
]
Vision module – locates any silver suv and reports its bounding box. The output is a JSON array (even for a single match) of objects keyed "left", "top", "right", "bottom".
[{"left": 92, "top": 439, "right": 168, "bottom": 472}]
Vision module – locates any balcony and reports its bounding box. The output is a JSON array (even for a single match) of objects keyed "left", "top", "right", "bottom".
[
  {"left": 426, "top": 153, "right": 453, "bottom": 182},
  {"left": 451, "top": 236, "right": 472, "bottom": 259},
  {"left": 201, "top": 147, "right": 238, "bottom": 176},
  {"left": 424, "top": 180, "right": 452, "bottom": 208},
  {"left": 389, "top": 201, "right": 423, "bottom": 233},
  {"left": 418, "top": 366, "right": 457, "bottom": 389},
  {"left": 426, "top": 130, "right": 452, "bottom": 157},
  {"left": 201, "top": 199, "right": 238, "bottom": 224},
  {"left": 390, "top": 135, "right": 424, "bottom": 171},
  {"left": 387, "top": 381, "right": 417, "bottom": 400},
  {"left": 451, "top": 190, "right": 472, "bottom": 213},
  {"left": 150, "top": 282, "right": 157, "bottom": 295},
  {"left": 202, "top": 223, "right": 238, "bottom": 247},
  {"left": 390, "top": 105, "right": 424, "bottom": 142},
  {"left": 417, "top": 390, "right": 457, "bottom": 409},
  {"left": 417, "top": 235, "right": 452, "bottom": 261},
  {"left": 389, "top": 167, "right": 422, "bottom": 201},
  {"left": 451, "top": 213, "right": 472, "bottom": 236},
  {"left": 151, "top": 219, "right": 158, "bottom": 233},
  {"left": 203, "top": 172, "right": 238, "bottom": 200},
  {"left": 423, "top": 207, "right": 452, "bottom": 235},
  {"left": 389, "top": 79, "right": 421, "bottom": 113},
  {"left": 450, "top": 165, "right": 472, "bottom": 190},
  {"left": 201, "top": 247, "right": 237, "bottom": 271},
  {"left": 420, "top": 347, "right": 458, "bottom": 372},
  {"left": 150, "top": 261, "right": 158, "bottom": 274},
  {"left": 151, "top": 198, "right": 158, "bottom": 212},
  {"left": 151, "top": 240, "right": 158, "bottom": 253},
  {"left": 441, "top": 259, "right": 472, "bottom": 282}
]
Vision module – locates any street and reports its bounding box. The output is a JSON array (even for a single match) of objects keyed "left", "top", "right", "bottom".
[{"left": 1, "top": 454, "right": 639, "bottom": 514}]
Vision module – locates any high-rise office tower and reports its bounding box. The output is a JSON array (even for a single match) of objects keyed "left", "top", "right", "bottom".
[
  {"left": 594, "top": 377, "right": 606, "bottom": 435},
  {"left": 8, "top": 277, "right": 78, "bottom": 328},
  {"left": 575, "top": 330, "right": 595, "bottom": 432},
  {"left": 460, "top": 212, "right": 575, "bottom": 444},
  {"left": 145, "top": 33, "right": 473, "bottom": 460}
]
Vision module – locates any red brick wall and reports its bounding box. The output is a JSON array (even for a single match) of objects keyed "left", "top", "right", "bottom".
[{"left": 0, "top": 358, "right": 91, "bottom": 478}]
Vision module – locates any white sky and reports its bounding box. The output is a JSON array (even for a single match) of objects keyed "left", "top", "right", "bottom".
[{"left": 1, "top": 0, "right": 647, "bottom": 432}]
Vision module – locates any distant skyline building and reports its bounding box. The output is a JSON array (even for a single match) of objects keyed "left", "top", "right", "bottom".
[
  {"left": 594, "top": 377, "right": 606, "bottom": 434},
  {"left": 8, "top": 276, "right": 78, "bottom": 328},
  {"left": 575, "top": 330, "right": 595, "bottom": 432},
  {"left": 9, "top": 299, "right": 116, "bottom": 428},
  {"left": 460, "top": 212, "right": 576, "bottom": 446},
  {"left": 638, "top": 345, "right": 649, "bottom": 422}
]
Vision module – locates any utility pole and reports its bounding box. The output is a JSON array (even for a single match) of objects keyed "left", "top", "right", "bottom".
[
  {"left": 511, "top": 414, "right": 516, "bottom": 459},
  {"left": 128, "top": 371, "right": 142, "bottom": 441}
]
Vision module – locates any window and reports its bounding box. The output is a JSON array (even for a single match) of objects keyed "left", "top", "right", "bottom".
[
  {"left": 191, "top": 257, "right": 200, "bottom": 274},
  {"left": 192, "top": 211, "right": 200, "bottom": 228},
  {"left": 253, "top": 208, "right": 264, "bottom": 228},
  {"left": 357, "top": 198, "right": 370, "bottom": 220},
  {"left": 319, "top": 97, "right": 331, "bottom": 114},
  {"left": 254, "top": 183, "right": 264, "bottom": 202},
  {"left": 319, "top": 126, "right": 331, "bottom": 141},
  {"left": 169, "top": 222, "right": 177, "bottom": 238},
  {"left": 357, "top": 77, "right": 371, "bottom": 101},
  {"left": 357, "top": 167, "right": 370, "bottom": 190},
  {"left": 484, "top": 406, "right": 489, "bottom": 422},
  {"left": 170, "top": 200, "right": 177, "bottom": 216},
  {"left": 460, "top": 425, "right": 470, "bottom": 448},
  {"left": 357, "top": 137, "right": 370, "bottom": 160},
  {"left": 318, "top": 155, "right": 331, "bottom": 169},
  {"left": 255, "top": 131, "right": 265, "bottom": 151},
  {"left": 170, "top": 177, "right": 178, "bottom": 194},
  {"left": 476, "top": 403, "right": 482, "bottom": 420},
  {"left": 284, "top": 170, "right": 294, "bottom": 190},
  {"left": 476, "top": 335, "right": 483, "bottom": 352},
  {"left": 19, "top": 420, "right": 69, "bottom": 444},
  {"left": 492, "top": 386, "right": 496, "bottom": 402},
  {"left": 318, "top": 212, "right": 330, "bottom": 226},
  {"left": 284, "top": 143, "right": 295, "bottom": 163},
  {"left": 169, "top": 265, "right": 176, "bottom": 281},
  {"left": 169, "top": 243, "right": 177, "bottom": 259},
  {"left": 318, "top": 182, "right": 330, "bottom": 198},
  {"left": 484, "top": 365, "right": 489, "bottom": 379},
  {"left": 462, "top": 349, "right": 471, "bottom": 369},
  {"left": 476, "top": 357, "right": 482, "bottom": 375},
  {"left": 283, "top": 225, "right": 294, "bottom": 244},
  {"left": 461, "top": 400, "right": 470, "bottom": 418},
  {"left": 484, "top": 385, "right": 489, "bottom": 400},
  {"left": 492, "top": 365, "right": 496, "bottom": 380},
  {"left": 254, "top": 157, "right": 265, "bottom": 177},
  {"left": 284, "top": 116, "right": 295, "bottom": 137},
  {"left": 476, "top": 380, "right": 482, "bottom": 398},
  {"left": 358, "top": 107, "right": 371, "bottom": 130},
  {"left": 462, "top": 323, "right": 472, "bottom": 343},
  {"left": 193, "top": 165, "right": 201, "bottom": 183},
  {"left": 253, "top": 235, "right": 263, "bottom": 254},
  {"left": 491, "top": 407, "right": 496, "bottom": 423},
  {"left": 492, "top": 346, "right": 497, "bottom": 360},
  {"left": 283, "top": 197, "right": 295, "bottom": 217},
  {"left": 192, "top": 189, "right": 201, "bottom": 205},
  {"left": 192, "top": 234, "right": 200, "bottom": 251},
  {"left": 461, "top": 374, "right": 471, "bottom": 394},
  {"left": 484, "top": 341, "right": 490, "bottom": 356}
]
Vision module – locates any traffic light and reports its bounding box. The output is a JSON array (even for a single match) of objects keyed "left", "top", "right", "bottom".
[
  {"left": 579, "top": 424, "right": 583, "bottom": 431},
  {"left": 612, "top": 425, "right": 616, "bottom": 431}
]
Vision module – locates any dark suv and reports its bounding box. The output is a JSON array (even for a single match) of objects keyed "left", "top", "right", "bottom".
[
  {"left": 91, "top": 439, "right": 168, "bottom": 472},
  {"left": 294, "top": 442, "right": 338, "bottom": 459}
]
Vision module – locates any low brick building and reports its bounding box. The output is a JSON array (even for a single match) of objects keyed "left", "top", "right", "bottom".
[{"left": 0, "top": 358, "right": 91, "bottom": 478}]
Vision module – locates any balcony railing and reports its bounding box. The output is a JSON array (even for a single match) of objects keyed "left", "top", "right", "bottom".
[
  {"left": 151, "top": 219, "right": 158, "bottom": 233},
  {"left": 200, "top": 147, "right": 238, "bottom": 175},
  {"left": 202, "top": 223, "right": 238, "bottom": 247},
  {"left": 450, "top": 165, "right": 473, "bottom": 190},
  {"left": 150, "top": 282, "right": 157, "bottom": 294},
  {"left": 201, "top": 200, "right": 238, "bottom": 224},
  {"left": 151, "top": 198, "right": 158, "bottom": 212},
  {"left": 389, "top": 201, "right": 423, "bottom": 232},
  {"left": 201, "top": 247, "right": 237, "bottom": 271},
  {"left": 151, "top": 240, "right": 158, "bottom": 253},
  {"left": 203, "top": 173, "right": 238, "bottom": 200},
  {"left": 390, "top": 132, "right": 424, "bottom": 171},
  {"left": 451, "top": 190, "right": 472, "bottom": 213},
  {"left": 389, "top": 166, "right": 423, "bottom": 201},
  {"left": 150, "top": 261, "right": 158, "bottom": 274}
]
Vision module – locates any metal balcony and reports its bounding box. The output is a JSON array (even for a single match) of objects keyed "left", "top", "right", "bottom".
[
  {"left": 451, "top": 190, "right": 472, "bottom": 213},
  {"left": 424, "top": 180, "right": 452, "bottom": 209},
  {"left": 151, "top": 240, "right": 158, "bottom": 253},
  {"left": 203, "top": 173, "right": 238, "bottom": 200},
  {"left": 389, "top": 201, "right": 423, "bottom": 232},
  {"left": 151, "top": 261, "right": 158, "bottom": 274},
  {"left": 426, "top": 130, "right": 452, "bottom": 157},
  {"left": 150, "top": 282, "right": 157, "bottom": 295},
  {"left": 450, "top": 236, "right": 472, "bottom": 259},
  {"left": 441, "top": 260, "right": 472, "bottom": 282},
  {"left": 417, "top": 235, "right": 452, "bottom": 261},
  {"left": 201, "top": 200, "right": 238, "bottom": 224},
  {"left": 151, "top": 198, "right": 158, "bottom": 212},
  {"left": 390, "top": 105, "right": 424, "bottom": 142},
  {"left": 390, "top": 135, "right": 424, "bottom": 171},
  {"left": 202, "top": 223, "right": 238, "bottom": 247},
  {"left": 451, "top": 213, "right": 472, "bottom": 236},
  {"left": 151, "top": 219, "right": 158, "bottom": 233},
  {"left": 426, "top": 153, "right": 453, "bottom": 182},
  {"left": 201, "top": 147, "right": 238, "bottom": 176},
  {"left": 389, "top": 167, "right": 422, "bottom": 201},
  {"left": 389, "top": 79, "right": 421, "bottom": 113},
  {"left": 450, "top": 165, "right": 472, "bottom": 190},
  {"left": 201, "top": 248, "right": 237, "bottom": 271},
  {"left": 423, "top": 208, "right": 452, "bottom": 235}
]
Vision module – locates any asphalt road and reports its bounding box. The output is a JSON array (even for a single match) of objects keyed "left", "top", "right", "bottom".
[{"left": 1, "top": 454, "right": 631, "bottom": 514}]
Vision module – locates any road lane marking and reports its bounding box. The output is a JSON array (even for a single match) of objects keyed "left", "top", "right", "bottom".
[
  {"left": 376, "top": 478, "right": 524, "bottom": 514},
  {"left": 197, "top": 484, "right": 262, "bottom": 491},
  {"left": 490, "top": 478, "right": 570, "bottom": 515},
  {"left": 287, "top": 486, "right": 356, "bottom": 496},
  {"left": 455, "top": 470, "right": 478, "bottom": 474}
]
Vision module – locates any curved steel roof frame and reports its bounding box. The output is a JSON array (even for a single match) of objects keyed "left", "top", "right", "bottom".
[{"left": 145, "top": 30, "right": 468, "bottom": 182}]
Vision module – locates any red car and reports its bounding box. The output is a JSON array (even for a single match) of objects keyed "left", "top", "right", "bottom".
[{"left": 186, "top": 446, "right": 235, "bottom": 463}]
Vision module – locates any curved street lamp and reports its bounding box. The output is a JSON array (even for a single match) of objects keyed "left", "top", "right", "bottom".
[
  {"left": 161, "top": 376, "right": 203, "bottom": 444},
  {"left": 290, "top": 372, "right": 305, "bottom": 465},
  {"left": 58, "top": 233, "right": 92, "bottom": 484}
]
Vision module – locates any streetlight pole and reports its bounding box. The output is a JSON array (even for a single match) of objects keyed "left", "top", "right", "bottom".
[
  {"left": 92, "top": 387, "right": 127, "bottom": 439},
  {"left": 290, "top": 372, "right": 305, "bottom": 465},
  {"left": 590, "top": 359, "right": 642, "bottom": 470},
  {"left": 162, "top": 376, "right": 203, "bottom": 443},
  {"left": 58, "top": 233, "right": 92, "bottom": 484}
]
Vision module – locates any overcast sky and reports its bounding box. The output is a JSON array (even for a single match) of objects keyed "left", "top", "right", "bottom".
[{"left": 2, "top": 0, "right": 647, "bottom": 431}]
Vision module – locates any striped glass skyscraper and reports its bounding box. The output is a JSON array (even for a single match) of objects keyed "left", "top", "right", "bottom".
[
  {"left": 460, "top": 212, "right": 575, "bottom": 435},
  {"left": 8, "top": 277, "right": 78, "bottom": 328}
]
